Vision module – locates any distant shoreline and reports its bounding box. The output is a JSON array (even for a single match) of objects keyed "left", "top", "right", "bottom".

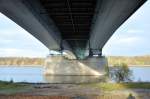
[
  {"left": 109, "top": 65, "right": 150, "bottom": 67},
  {"left": 128, "top": 65, "right": 150, "bottom": 67},
  {"left": 0, "top": 65, "right": 150, "bottom": 67}
]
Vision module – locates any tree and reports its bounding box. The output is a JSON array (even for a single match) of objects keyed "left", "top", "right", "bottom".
[{"left": 111, "top": 63, "right": 132, "bottom": 83}]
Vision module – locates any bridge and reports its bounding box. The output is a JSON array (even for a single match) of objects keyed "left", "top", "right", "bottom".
[{"left": 0, "top": 0, "right": 146, "bottom": 76}]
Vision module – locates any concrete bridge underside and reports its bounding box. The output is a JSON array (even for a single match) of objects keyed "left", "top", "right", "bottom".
[
  {"left": 0, "top": 0, "right": 146, "bottom": 77},
  {"left": 0, "top": 0, "right": 146, "bottom": 59}
]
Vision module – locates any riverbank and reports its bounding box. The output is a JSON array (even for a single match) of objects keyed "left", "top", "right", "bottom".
[
  {"left": 82, "top": 82, "right": 150, "bottom": 91},
  {"left": 109, "top": 65, "right": 150, "bottom": 67},
  {"left": 0, "top": 81, "right": 150, "bottom": 99},
  {"left": 128, "top": 65, "right": 150, "bottom": 67},
  {"left": 0, "top": 55, "right": 150, "bottom": 67},
  {"left": 0, "top": 65, "right": 150, "bottom": 67}
]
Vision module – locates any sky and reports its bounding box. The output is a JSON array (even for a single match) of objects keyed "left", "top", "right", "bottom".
[
  {"left": 103, "top": 0, "right": 150, "bottom": 56},
  {"left": 0, "top": 13, "right": 49, "bottom": 57},
  {"left": 0, "top": 1, "right": 150, "bottom": 57}
]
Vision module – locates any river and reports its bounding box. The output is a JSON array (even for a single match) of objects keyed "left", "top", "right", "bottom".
[{"left": 0, "top": 66, "right": 149, "bottom": 83}]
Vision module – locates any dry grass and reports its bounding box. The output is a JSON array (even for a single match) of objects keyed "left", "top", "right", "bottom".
[
  {"left": 0, "top": 94, "right": 149, "bottom": 99},
  {"left": 0, "top": 95, "right": 70, "bottom": 99},
  {"left": 0, "top": 81, "right": 31, "bottom": 94},
  {"left": 82, "top": 82, "right": 150, "bottom": 91},
  {"left": 0, "top": 95, "right": 129, "bottom": 99}
]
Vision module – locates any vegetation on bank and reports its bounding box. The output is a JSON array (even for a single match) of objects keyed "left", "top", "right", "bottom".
[
  {"left": 0, "top": 56, "right": 150, "bottom": 66},
  {"left": 0, "top": 57, "right": 44, "bottom": 66},
  {"left": 82, "top": 83, "right": 150, "bottom": 91},
  {"left": 82, "top": 63, "right": 150, "bottom": 91},
  {"left": 0, "top": 80, "right": 150, "bottom": 93},
  {"left": 108, "top": 55, "right": 150, "bottom": 66},
  {"left": 110, "top": 63, "right": 133, "bottom": 83},
  {"left": 0, "top": 81, "right": 31, "bottom": 94}
]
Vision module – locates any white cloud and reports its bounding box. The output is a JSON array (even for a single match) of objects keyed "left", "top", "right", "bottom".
[
  {"left": 103, "top": 0, "right": 150, "bottom": 56},
  {"left": 127, "top": 29, "right": 144, "bottom": 33},
  {"left": 0, "top": 13, "right": 49, "bottom": 57},
  {"left": 117, "top": 36, "right": 141, "bottom": 44},
  {"left": 0, "top": 48, "right": 48, "bottom": 57},
  {"left": 105, "top": 34, "right": 141, "bottom": 46},
  {"left": 103, "top": 35, "right": 144, "bottom": 56}
]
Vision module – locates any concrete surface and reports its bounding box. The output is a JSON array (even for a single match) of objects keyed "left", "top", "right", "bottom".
[{"left": 44, "top": 55, "right": 107, "bottom": 76}]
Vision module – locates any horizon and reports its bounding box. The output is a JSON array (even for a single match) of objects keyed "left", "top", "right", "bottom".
[{"left": 0, "top": 54, "right": 150, "bottom": 58}]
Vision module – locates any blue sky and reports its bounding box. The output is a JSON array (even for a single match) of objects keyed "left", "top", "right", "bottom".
[
  {"left": 0, "top": 13, "right": 49, "bottom": 57},
  {"left": 0, "top": 1, "right": 150, "bottom": 57},
  {"left": 103, "top": 0, "right": 150, "bottom": 56}
]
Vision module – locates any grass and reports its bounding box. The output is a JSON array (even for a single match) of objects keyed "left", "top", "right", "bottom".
[
  {"left": 0, "top": 81, "right": 31, "bottom": 94},
  {"left": 81, "top": 82, "right": 150, "bottom": 91}
]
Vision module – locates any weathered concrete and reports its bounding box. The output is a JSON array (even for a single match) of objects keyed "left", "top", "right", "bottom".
[
  {"left": 44, "top": 75, "right": 104, "bottom": 83},
  {"left": 44, "top": 55, "right": 107, "bottom": 76}
]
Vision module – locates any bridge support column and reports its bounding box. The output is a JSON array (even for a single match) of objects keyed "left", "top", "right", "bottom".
[
  {"left": 89, "top": 49, "right": 102, "bottom": 57},
  {"left": 44, "top": 55, "right": 107, "bottom": 76}
]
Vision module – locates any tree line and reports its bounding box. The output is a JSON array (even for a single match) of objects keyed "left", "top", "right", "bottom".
[
  {"left": 108, "top": 55, "right": 150, "bottom": 66},
  {"left": 0, "top": 57, "right": 44, "bottom": 66},
  {"left": 0, "top": 55, "right": 150, "bottom": 66}
]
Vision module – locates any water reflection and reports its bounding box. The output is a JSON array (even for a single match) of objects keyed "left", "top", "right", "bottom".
[
  {"left": 130, "top": 67, "right": 150, "bottom": 82},
  {"left": 44, "top": 75, "right": 104, "bottom": 83},
  {"left": 0, "top": 66, "right": 149, "bottom": 83}
]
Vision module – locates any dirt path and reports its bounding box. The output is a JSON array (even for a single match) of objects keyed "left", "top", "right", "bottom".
[{"left": 21, "top": 84, "right": 100, "bottom": 96}]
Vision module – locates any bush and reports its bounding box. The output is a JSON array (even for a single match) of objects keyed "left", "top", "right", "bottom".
[{"left": 110, "top": 63, "right": 132, "bottom": 83}]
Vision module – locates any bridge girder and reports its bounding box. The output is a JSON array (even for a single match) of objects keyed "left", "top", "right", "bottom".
[
  {"left": 0, "top": 0, "right": 76, "bottom": 58},
  {"left": 89, "top": 0, "right": 146, "bottom": 53},
  {"left": 0, "top": 0, "right": 147, "bottom": 58}
]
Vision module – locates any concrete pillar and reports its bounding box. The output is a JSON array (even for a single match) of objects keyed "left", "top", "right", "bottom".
[{"left": 44, "top": 55, "right": 107, "bottom": 76}]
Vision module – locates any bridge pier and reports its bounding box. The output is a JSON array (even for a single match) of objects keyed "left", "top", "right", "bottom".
[{"left": 44, "top": 55, "right": 107, "bottom": 76}]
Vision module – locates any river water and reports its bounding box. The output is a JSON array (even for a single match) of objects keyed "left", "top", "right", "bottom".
[{"left": 0, "top": 66, "right": 149, "bottom": 83}]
